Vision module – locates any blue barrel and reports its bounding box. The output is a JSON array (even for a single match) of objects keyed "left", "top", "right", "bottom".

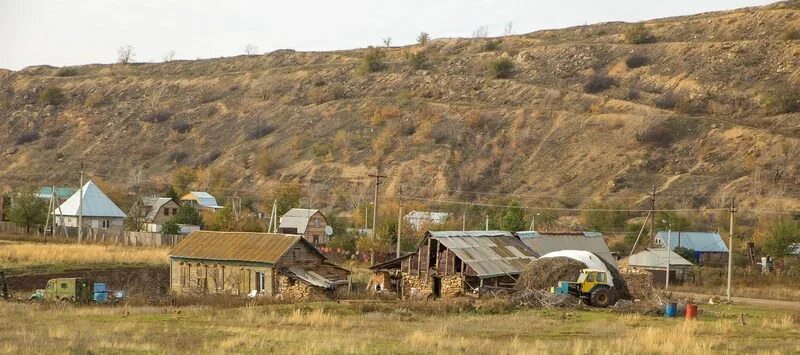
[{"left": 665, "top": 302, "right": 678, "bottom": 318}]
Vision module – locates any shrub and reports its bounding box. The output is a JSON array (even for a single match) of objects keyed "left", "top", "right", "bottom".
[
  {"left": 198, "top": 88, "right": 224, "bottom": 103},
  {"left": 626, "top": 88, "right": 641, "bottom": 100},
  {"left": 762, "top": 86, "right": 800, "bottom": 114},
  {"left": 482, "top": 39, "right": 501, "bottom": 52},
  {"left": 15, "top": 131, "right": 40, "bottom": 145},
  {"left": 39, "top": 87, "right": 65, "bottom": 106},
  {"left": 307, "top": 84, "right": 345, "bottom": 104},
  {"left": 407, "top": 51, "right": 428, "bottom": 69},
  {"left": 625, "top": 54, "right": 649, "bottom": 68},
  {"left": 583, "top": 74, "right": 614, "bottom": 93},
  {"left": 198, "top": 150, "right": 221, "bottom": 167},
  {"left": 487, "top": 57, "right": 514, "bottom": 79},
  {"left": 171, "top": 120, "right": 191, "bottom": 133},
  {"left": 655, "top": 92, "right": 678, "bottom": 109},
  {"left": 141, "top": 110, "right": 173, "bottom": 123},
  {"left": 169, "top": 150, "right": 188, "bottom": 163},
  {"left": 247, "top": 124, "right": 275, "bottom": 140},
  {"left": 56, "top": 67, "right": 79, "bottom": 77},
  {"left": 637, "top": 122, "right": 675, "bottom": 148},
  {"left": 417, "top": 32, "right": 430, "bottom": 45},
  {"left": 84, "top": 92, "right": 105, "bottom": 107},
  {"left": 359, "top": 47, "right": 386, "bottom": 73},
  {"left": 161, "top": 220, "right": 180, "bottom": 235},
  {"left": 624, "top": 23, "right": 656, "bottom": 44},
  {"left": 255, "top": 151, "right": 274, "bottom": 176},
  {"left": 780, "top": 27, "right": 800, "bottom": 40}
]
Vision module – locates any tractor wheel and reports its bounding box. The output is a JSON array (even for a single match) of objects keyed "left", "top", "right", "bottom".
[{"left": 590, "top": 288, "right": 611, "bottom": 308}]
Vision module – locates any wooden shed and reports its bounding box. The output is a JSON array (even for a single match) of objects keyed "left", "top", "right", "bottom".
[
  {"left": 168, "top": 231, "right": 349, "bottom": 299},
  {"left": 370, "top": 231, "right": 537, "bottom": 299}
]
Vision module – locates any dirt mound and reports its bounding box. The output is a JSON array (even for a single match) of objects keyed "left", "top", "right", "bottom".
[
  {"left": 516, "top": 257, "right": 587, "bottom": 291},
  {"left": 516, "top": 257, "right": 633, "bottom": 301}
]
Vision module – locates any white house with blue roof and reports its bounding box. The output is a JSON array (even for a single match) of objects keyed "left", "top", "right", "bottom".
[{"left": 654, "top": 231, "right": 729, "bottom": 265}]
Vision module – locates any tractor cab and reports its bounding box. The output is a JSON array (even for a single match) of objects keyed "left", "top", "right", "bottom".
[
  {"left": 551, "top": 269, "right": 614, "bottom": 307},
  {"left": 575, "top": 269, "right": 609, "bottom": 294}
]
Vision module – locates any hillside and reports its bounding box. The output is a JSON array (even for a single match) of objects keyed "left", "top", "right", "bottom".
[{"left": 1, "top": 1, "right": 799, "bottom": 222}]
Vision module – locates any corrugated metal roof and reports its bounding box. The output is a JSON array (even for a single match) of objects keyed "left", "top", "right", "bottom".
[
  {"left": 428, "top": 231, "right": 536, "bottom": 278},
  {"left": 628, "top": 248, "right": 693, "bottom": 268},
  {"left": 405, "top": 211, "right": 451, "bottom": 231},
  {"left": 36, "top": 187, "right": 78, "bottom": 200},
  {"left": 517, "top": 231, "right": 616, "bottom": 267},
  {"left": 55, "top": 181, "right": 127, "bottom": 218},
  {"left": 141, "top": 197, "right": 175, "bottom": 223},
  {"left": 279, "top": 208, "right": 321, "bottom": 234},
  {"left": 182, "top": 192, "right": 222, "bottom": 209},
  {"left": 285, "top": 267, "right": 335, "bottom": 288},
  {"left": 169, "top": 231, "right": 319, "bottom": 264},
  {"left": 654, "top": 231, "right": 728, "bottom": 253}
]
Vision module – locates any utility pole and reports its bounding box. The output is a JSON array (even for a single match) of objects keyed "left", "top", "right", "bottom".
[
  {"left": 485, "top": 214, "right": 489, "bottom": 231},
  {"left": 396, "top": 185, "right": 402, "bottom": 258},
  {"left": 78, "top": 162, "right": 84, "bottom": 243},
  {"left": 44, "top": 185, "right": 54, "bottom": 244},
  {"left": 727, "top": 198, "right": 737, "bottom": 301},
  {"left": 368, "top": 164, "right": 386, "bottom": 264},
  {"left": 462, "top": 211, "right": 466, "bottom": 231},
  {"left": 649, "top": 185, "right": 656, "bottom": 244},
  {"left": 666, "top": 225, "right": 671, "bottom": 290}
]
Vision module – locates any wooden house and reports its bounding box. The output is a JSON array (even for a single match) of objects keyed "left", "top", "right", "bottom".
[
  {"left": 369, "top": 231, "right": 537, "bottom": 299},
  {"left": 131, "top": 197, "right": 181, "bottom": 233},
  {"left": 168, "top": 231, "right": 349, "bottom": 299},
  {"left": 278, "top": 208, "right": 329, "bottom": 245}
]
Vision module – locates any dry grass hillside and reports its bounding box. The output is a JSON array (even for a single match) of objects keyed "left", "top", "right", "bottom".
[{"left": 1, "top": 1, "right": 799, "bottom": 218}]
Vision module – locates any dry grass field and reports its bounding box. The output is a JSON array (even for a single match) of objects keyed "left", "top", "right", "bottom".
[
  {"left": 0, "top": 301, "right": 798, "bottom": 354},
  {"left": 0, "top": 241, "right": 168, "bottom": 274}
]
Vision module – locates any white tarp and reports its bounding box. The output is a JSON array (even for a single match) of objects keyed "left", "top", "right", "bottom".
[{"left": 540, "top": 250, "right": 615, "bottom": 286}]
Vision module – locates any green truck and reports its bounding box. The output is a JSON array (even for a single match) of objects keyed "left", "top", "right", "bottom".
[{"left": 29, "top": 278, "right": 124, "bottom": 303}]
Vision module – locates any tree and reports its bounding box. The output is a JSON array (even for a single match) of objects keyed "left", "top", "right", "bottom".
[
  {"left": 8, "top": 192, "right": 48, "bottom": 233},
  {"left": 762, "top": 219, "right": 800, "bottom": 258},
  {"left": 656, "top": 211, "right": 692, "bottom": 231},
  {"left": 673, "top": 246, "right": 696, "bottom": 263},
  {"left": 244, "top": 44, "right": 258, "bottom": 55},
  {"left": 171, "top": 167, "right": 197, "bottom": 194},
  {"left": 503, "top": 22, "right": 514, "bottom": 36},
  {"left": 165, "top": 185, "right": 179, "bottom": 200},
  {"left": 162, "top": 220, "right": 180, "bottom": 235},
  {"left": 162, "top": 50, "right": 176, "bottom": 62},
  {"left": 271, "top": 183, "right": 306, "bottom": 216},
  {"left": 417, "top": 32, "right": 430, "bottom": 45},
  {"left": 382, "top": 37, "right": 392, "bottom": 47},
  {"left": 210, "top": 205, "right": 235, "bottom": 231},
  {"left": 172, "top": 204, "right": 203, "bottom": 226},
  {"left": 472, "top": 25, "right": 488, "bottom": 38},
  {"left": 501, "top": 201, "right": 526, "bottom": 232},
  {"left": 118, "top": 45, "right": 135, "bottom": 64},
  {"left": 359, "top": 47, "right": 386, "bottom": 73}
]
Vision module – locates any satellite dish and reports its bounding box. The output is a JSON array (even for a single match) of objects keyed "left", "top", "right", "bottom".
[{"left": 325, "top": 225, "right": 333, "bottom": 236}]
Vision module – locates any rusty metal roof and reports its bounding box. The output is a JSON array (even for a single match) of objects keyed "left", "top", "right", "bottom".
[
  {"left": 169, "top": 231, "right": 321, "bottom": 264},
  {"left": 517, "top": 231, "right": 617, "bottom": 268},
  {"left": 428, "top": 231, "right": 537, "bottom": 278}
]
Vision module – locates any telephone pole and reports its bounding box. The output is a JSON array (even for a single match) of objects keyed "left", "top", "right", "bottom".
[
  {"left": 368, "top": 164, "right": 386, "bottom": 264},
  {"left": 396, "top": 185, "right": 403, "bottom": 258},
  {"left": 78, "top": 162, "right": 84, "bottom": 243},
  {"left": 649, "top": 185, "right": 656, "bottom": 244},
  {"left": 726, "top": 198, "right": 737, "bottom": 300}
]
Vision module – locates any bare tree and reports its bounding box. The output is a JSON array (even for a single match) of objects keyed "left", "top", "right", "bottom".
[
  {"left": 503, "top": 22, "right": 514, "bottom": 36},
  {"left": 244, "top": 44, "right": 258, "bottom": 55},
  {"left": 382, "top": 37, "right": 392, "bottom": 47},
  {"left": 417, "top": 32, "right": 430, "bottom": 45},
  {"left": 472, "top": 26, "right": 488, "bottom": 38},
  {"left": 118, "top": 45, "right": 135, "bottom": 64},
  {"left": 162, "top": 50, "right": 176, "bottom": 62}
]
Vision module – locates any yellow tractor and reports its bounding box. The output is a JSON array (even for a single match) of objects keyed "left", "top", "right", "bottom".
[{"left": 550, "top": 269, "right": 614, "bottom": 307}]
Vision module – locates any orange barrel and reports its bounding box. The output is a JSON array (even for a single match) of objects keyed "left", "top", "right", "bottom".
[{"left": 685, "top": 303, "right": 698, "bottom": 320}]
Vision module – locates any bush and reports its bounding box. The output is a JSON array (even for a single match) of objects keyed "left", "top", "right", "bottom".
[
  {"left": 626, "top": 88, "right": 641, "bottom": 100},
  {"left": 359, "top": 47, "right": 386, "bottom": 73},
  {"left": 307, "top": 84, "right": 345, "bottom": 104},
  {"left": 247, "top": 124, "right": 275, "bottom": 140},
  {"left": 762, "top": 86, "right": 800, "bottom": 114},
  {"left": 583, "top": 74, "right": 614, "bottom": 93},
  {"left": 162, "top": 220, "right": 180, "bottom": 235},
  {"left": 198, "top": 150, "right": 221, "bottom": 167},
  {"left": 624, "top": 24, "right": 656, "bottom": 44},
  {"left": 487, "top": 57, "right": 514, "bottom": 79},
  {"left": 407, "top": 51, "right": 428, "bottom": 69},
  {"left": 482, "top": 39, "right": 501, "bottom": 52},
  {"left": 39, "top": 87, "right": 65, "bottom": 106},
  {"left": 15, "top": 131, "right": 40, "bottom": 145},
  {"left": 780, "top": 27, "right": 800, "bottom": 40},
  {"left": 84, "top": 92, "right": 105, "bottom": 107},
  {"left": 655, "top": 92, "right": 678, "bottom": 109},
  {"left": 417, "top": 32, "right": 430, "bottom": 45},
  {"left": 169, "top": 150, "right": 188, "bottom": 163},
  {"left": 637, "top": 122, "right": 675, "bottom": 148},
  {"left": 56, "top": 67, "right": 79, "bottom": 77},
  {"left": 141, "top": 110, "right": 173, "bottom": 123},
  {"left": 625, "top": 54, "right": 649, "bottom": 68},
  {"left": 255, "top": 151, "right": 274, "bottom": 176},
  {"left": 171, "top": 120, "right": 191, "bottom": 133}
]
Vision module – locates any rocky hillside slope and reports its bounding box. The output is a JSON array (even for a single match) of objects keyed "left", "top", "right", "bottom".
[{"left": 1, "top": 1, "right": 799, "bottom": 218}]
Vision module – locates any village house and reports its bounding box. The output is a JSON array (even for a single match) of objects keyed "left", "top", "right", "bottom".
[
  {"left": 654, "top": 231, "right": 728, "bottom": 265},
  {"left": 131, "top": 197, "right": 181, "bottom": 233},
  {"left": 168, "top": 231, "right": 349, "bottom": 299},
  {"left": 625, "top": 248, "right": 693, "bottom": 285},
  {"left": 404, "top": 210, "right": 451, "bottom": 231},
  {"left": 369, "top": 231, "right": 537, "bottom": 299},
  {"left": 54, "top": 180, "right": 127, "bottom": 232},
  {"left": 35, "top": 186, "right": 77, "bottom": 201},
  {"left": 517, "top": 231, "right": 617, "bottom": 269},
  {"left": 278, "top": 208, "right": 329, "bottom": 245},
  {"left": 180, "top": 191, "right": 223, "bottom": 212}
]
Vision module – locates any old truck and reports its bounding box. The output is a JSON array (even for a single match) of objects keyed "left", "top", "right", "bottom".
[
  {"left": 29, "top": 278, "right": 125, "bottom": 303},
  {"left": 550, "top": 269, "right": 614, "bottom": 307}
]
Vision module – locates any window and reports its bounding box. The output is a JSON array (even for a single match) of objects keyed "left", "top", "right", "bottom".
[
  {"left": 255, "top": 272, "right": 265, "bottom": 292},
  {"left": 313, "top": 235, "right": 319, "bottom": 244},
  {"left": 60, "top": 283, "right": 68, "bottom": 289},
  {"left": 164, "top": 208, "right": 170, "bottom": 216},
  {"left": 314, "top": 218, "right": 320, "bottom": 228},
  {"left": 597, "top": 273, "right": 606, "bottom": 283},
  {"left": 586, "top": 273, "right": 595, "bottom": 282},
  {"left": 101, "top": 220, "right": 110, "bottom": 229}
]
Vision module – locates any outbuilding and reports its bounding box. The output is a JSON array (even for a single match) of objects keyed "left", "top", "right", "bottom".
[
  {"left": 626, "top": 248, "right": 693, "bottom": 285},
  {"left": 168, "top": 231, "right": 349, "bottom": 299},
  {"left": 278, "top": 208, "right": 329, "bottom": 245}
]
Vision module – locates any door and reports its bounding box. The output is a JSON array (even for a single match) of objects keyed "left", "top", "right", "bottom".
[{"left": 432, "top": 276, "right": 441, "bottom": 299}]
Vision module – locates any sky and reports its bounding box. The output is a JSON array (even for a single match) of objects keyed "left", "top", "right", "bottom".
[{"left": 0, "top": 0, "right": 775, "bottom": 71}]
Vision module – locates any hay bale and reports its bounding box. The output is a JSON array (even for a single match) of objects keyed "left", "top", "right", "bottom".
[{"left": 516, "top": 257, "right": 587, "bottom": 291}]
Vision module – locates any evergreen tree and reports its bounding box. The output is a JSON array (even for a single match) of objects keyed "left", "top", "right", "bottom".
[{"left": 172, "top": 204, "right": 202, "bottom": 226}]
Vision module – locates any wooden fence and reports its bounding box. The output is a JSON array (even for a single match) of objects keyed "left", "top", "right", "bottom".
[{"left": 0, "top": 221, "right": 183, "bottom": 247}]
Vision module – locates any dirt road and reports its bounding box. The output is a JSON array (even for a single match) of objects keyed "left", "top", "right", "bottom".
[{"left": 671, "top": 291, "right": 800, "bottom": 310}]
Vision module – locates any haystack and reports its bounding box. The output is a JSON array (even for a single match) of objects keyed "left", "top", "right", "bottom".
[{"left": 516, "top": 254, "right": 632, "bottom": 301}]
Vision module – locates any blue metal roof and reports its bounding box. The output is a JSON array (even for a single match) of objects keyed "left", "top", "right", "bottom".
[
  {"left": 36, "top": 187, "right": 78, "bottom": 200},
  {"left": 655, "top": 231, "right": 728, "bottom": 253}
]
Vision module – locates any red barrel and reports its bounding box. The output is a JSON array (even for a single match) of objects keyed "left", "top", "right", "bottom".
[{"left": 685, "top": 304, "right": 698, "bottom": 320}]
